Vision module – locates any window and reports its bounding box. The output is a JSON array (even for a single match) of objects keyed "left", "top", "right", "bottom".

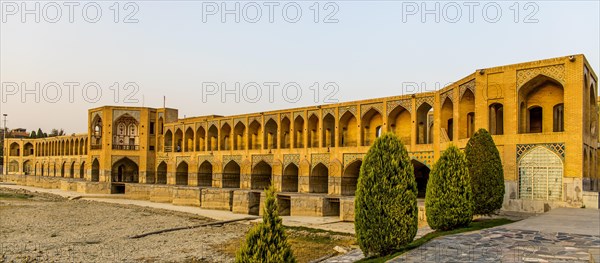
[
  {"left": 150, "top": 122, "right": 155, "bottom": 134},
  {"left": 553, "top": 104, "right": 564, "bottom": 132}
]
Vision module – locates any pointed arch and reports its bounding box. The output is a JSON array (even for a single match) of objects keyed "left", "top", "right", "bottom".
[
  {"left": 164, "top": 129, "right": 173, "bottom": 152},
  {"left": 322, "top": 113, "right": 335, "bottom": 148},
  {"left": 91, "top": 159, "right": 100, "bottom": 182},
  {"left": 156, "top": 161, "right": 167, "bottom": 184},
  {"left": 518, "top": 146, "right": 563, "bottom": 200},
  {"left": 176, "top": 161, "right": 189, "bottom": 185},
  {"left": 233, "top": 122, "right": 246, "bottom": 150},
  {"left": 248, "top": 120, "right": 262, "bottom": 150},
  {"left": 223, "top": 160, "right": 241, "bottom": 188},
  {"left": 280, "top": 116, "right": 291, "bottom": 149},
  {"left": 440, "top": 97, "right": 454, "bottom": 141},
  {"left": 361, "top": 108, "right": 383, "bottom": 146},
  {"left": 251, "top": 161, "right": 272, "bottom": 190},
  {"left": 388, "top": 105, "right": 411, "bottom": 145},
  {"left": 174, "top": 128, "right": 183, "bottom": 152},
  {"left": 308, "top": 114, "right": 319, "bottom": 148},
  {"left": 220, "top": 123, "right": 232, "bottom": 151},
  {"left": 112, "top": 157, "right": 139, "bottom": 183},
  {"left": 459, "top": 88, "right": 475, "bottom": 139},
  {"left": 342, "top": 160, "right": 362, "bottom": 196},
  {"left": 518, "top": 75, "right": 564, "bottom": 134},
  {"left": 198, "top": 161, "right": 213, "bottom": 187},
  {"left": 489, "top": 103, "right": 504, "bottom": 135},
  {"left": 196, "top": 126, "right": 206, "bottom": 151},
  {"left": 282, "top": 163, "right": 299, "bottom": 192},
  {"left": 264, "top": 119, "right": 278, "bottom": 150},
  {"left": 417, "top": 103, "right": 433, "bottom": 144},
  {"left": 184, "top": 127, "right": 194, "bottom": 152},
  {"left": 294, "top": 115, "right": 305, "bottom": 148},
  {"left": 310, "top": 163, "right": 328, "bottom": 193}
]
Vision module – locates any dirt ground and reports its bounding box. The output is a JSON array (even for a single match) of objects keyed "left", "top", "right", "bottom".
[{"left": 0, "top": 188, "right": 355, "bottom": 263}]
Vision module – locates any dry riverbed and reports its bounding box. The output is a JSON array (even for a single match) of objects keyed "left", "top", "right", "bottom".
[{"left": 0, "top": 188, "right": 356, "bottom": 262}]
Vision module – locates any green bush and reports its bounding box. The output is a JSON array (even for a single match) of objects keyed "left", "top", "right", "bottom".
[
  {"left": 425, "top": 145, "right": 473, "bottom": 231},
  {"left": 465, "top": 129, "right": 505, "bottom": 215},
  {"left": 235, "top": 186, "right": 296, "bottom": 263},
  {"left": 355, "top": 133, "right": 418, "bottom": 257}
]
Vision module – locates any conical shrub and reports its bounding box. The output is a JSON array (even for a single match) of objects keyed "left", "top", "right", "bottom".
[
  {"left": 236, "top": 186, "right": 296, "bottom": 263},
  {"left": 355, "top": 133, "right": 418, "bottom": 257},
  {"left": 425, "top": 145, "right": 473, "bottom": 231},
  {"left": 465, "top": 129, "right": 505, "bottom": 215}
]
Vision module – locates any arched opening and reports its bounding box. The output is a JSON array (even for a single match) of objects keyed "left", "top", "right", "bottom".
[
  {"left": 61, "top": 162, "right": 66, "bottom": 177},
  {"left": 294, "top": 116, "right": 305, "bottom": 148},
  {"left": 528, "top": 106, "right": 543, "bottom": 133},
  {"left": 440, "top": 98, "right": 454, "bottom": 141},
  {"left": 176, "top": 162, "right": 189, "bottom": 185},
  {"left": 198, "top": 161, "right": 213, "bottom": 187},
  {"left": 280, "top": 117, "right": 291, "bottom": 149},
  {"left": 459, "top": 89, "right": 475, "bottom": 139},
  {"left": 282, "top": 164, "right": 299, "bottom": 192},
  {"left": 207, "top": 125, "right": 218, "bottom": 151},
  {"left": 553, "top": 103, "right": 564, "bottom": 132},
  {"left": 23, "top": 161, "right": 32, "bottom": 175},
  {"left": 23, "top": 143, "right": 34, "bottom": 156},
  {"left": 590, "top": 83, "right": 597, "bottom": 137},
  {"left": 223, "top": 161, "right": 241, "bottom": 188},
  {"left": 264, "top": 119, "right": 278, "bottom": 150},
  {"left": 519, "top": 146, "right": 563, "bottom": 200},
  {"left": 220, "top": 123, "right": 232, "bottom": 151},
  {"left": 310, "top": 163, "right": 328, "bottom": 194},
  {"left": 322, "top": 114, "right": 335, "bottom": 148},
  {"left": 9, "top": 142, "right": 20, "bottom": 156},
  {"left": 184, "top": 127, "right": 194, "bottom": 152},
  {"left": 233, "top": 122, "right": 246, "bottom": 150},
  {"left": 113, "top": 114, "right": 139, "bottom": 150},
  {"left": 91, "top": 115, "right": 103, "bottom": 149},
  {"left": 112, "top": 157, "right": 139, "bottom": 183},
  {"left": 411, "top": 160, "right": 430, "bottom": 198},
  {"left": 196, "top": 127, "right": 206, "bottom": 151},
  {"left": 74, "top": 140, "right": 79, "bottom": 155},
  {"left": 53, "top": 163, "right": 56, "bottom": 177},
  {"left": 248, "top": 120, "right": 262, "bottom": 150},
  {"left": 251, "top": 161, "right": 272, "bottom": 190},
  {"left": 156, "top": 162, "right": 167, "bottom": 184},
  {"left": 388, "top": 106, "right": 411, "bottom": 145},
  {"left": 164, "top": 130, "right": 173, "bottom": 152},
  {"left": 41, "top": 163, "right": 45, "bottom": 176},
  {"left": 91, "top": 159, "right": 100, "bottom": 182},
  {"left": 66, "top": 140, "right": 71, "bottom": 155},
  {"left": 417, "top": 103, "right": 433, "bottom": 144},
  {"left": 80, "top": 162, "right": 85, "bottom": 179},
  {"left": 362, "top": 109, "right": 383, "bottom": 146},
  {"left": 8, "top": 161, "right": 19, "bottom": 173},
  {"left": 342, "top": 160, "right": 362, "bottom": 196},
  {"left": 174, "top": 129, "right": 183, "bottom": 152},
  {"left": 70, "top": 161, "right": 75, "bottom": 178},
  {"left": 339, "top": 111, "right": 358, "bottom": 147},
  {"left": 489, "top": 103, "right": 504, "bottom": 135},
  {"left": 518, "top": 75, "right": 564, "bottom": 134},
  {"left": 308, "top": 114, "right": 319, "bottom": 148}
]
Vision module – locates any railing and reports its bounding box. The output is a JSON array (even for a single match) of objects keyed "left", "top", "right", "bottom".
[{"left": 112, "top": 144, "right": 139, "bottom": 150}]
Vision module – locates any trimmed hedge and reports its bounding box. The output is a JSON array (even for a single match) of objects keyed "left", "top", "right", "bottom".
[
  {"left": 355, "top": 133, "right": 418, "bottom": 257},
  {"left": 465, "top": 128, "right": 505, "bottom": 215},
  {"left": 236, "top": 186, "right": 296, "bottom": 263},
  {"left": 425, "top": 145, "right": 473, "bottom": 231}
]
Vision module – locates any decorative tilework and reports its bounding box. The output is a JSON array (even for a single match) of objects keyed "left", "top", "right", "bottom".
[
  {"left": 248, "top": 116, "right": 261, "bottom": 125},
  {"left": 252, "top": 154, "right": 273, "bottom": 167},
  {"left": 283, "top": 154, "right": 300, "bottom": 168},
  {"left": 343, "top": 153, "right": 365, "bottom": 169},
  {"left": 234, "top": 117, "right": 245, "bottom": 127},
  {"left": 409, "top": 151, "right": 434, "bottom": 168},
  {"left": 308, "top": 110, "right": 319, "bottom": 119},
  {"left": 220, "top": 119, "right": 231, "bottom": 128},
  {"left": 416, "top": 96, "right": 434, "bottom": 109},
  {"left": 111, "top": 155, "right": 139, "bottom": 166},
  {"left": 459, "top": 79, "right": 476, "bottom": 100},
  {"left": 176, "top": 156, "right": 190, "bottom": 166},
  {"left": 360, "top": 103, "right": 383, "bottom": 118},
  {"left": 338, "top": 106, "right": 357, "bottom": 120},
  {"left": 281, "top": 113, "right": 291, "bottom": 121},
  {"left": 386, "top": 99, "right": 412, "bottom": 115},
  {"left": 440, "top": 89, "right": 455, "bottom": 105},
  {"left": 323, "top": 108, "right": 335, "bottom": 117},
  {"left": 198, "top": 155, "right": 214, "bottom": 165},
  {"left": 208, "top": 121, "right": 218, "bottom": 129},
  {"left": 517, "top": 143, "right": 565, "bottom": 161},
  {"left": 516, "top": 64, "right": 565, "bottom": 88},
  {"left": 293, "top": 111, "right": 304, "bottom": 120},
  {"left": 311, "top": 153, "right": 330, "bottom": 169},
  {"left": 265, "top": 114, "right": 277, "bottom": 123},
  {"left": 222, "top": 155, "right": 243, "bottom": 166}
]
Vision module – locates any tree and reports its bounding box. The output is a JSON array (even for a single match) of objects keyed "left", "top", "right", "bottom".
[
  {"left": 30, "top": 131, "right": 37, "bottom": 138},
  {"left": 465, "top": 129, "right": 505, "bottom": 215},
  {"left": 355, "top": 133, "right": 418, "bottom": 257},
  {"left": 37, "top": 128, "right": 44, "bottom": 138},
  {"left": 236, "top": 185, "right": 296, "bottom": 263},
  {"left": 425, "top": 145, "right": 473, "bottom": 231}
]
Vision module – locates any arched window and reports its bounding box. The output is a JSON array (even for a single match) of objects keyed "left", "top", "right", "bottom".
[
  {"left": 489, "top": 103, "right": 504, "bottom": 135},
  {"left": 519, "top": 146, "right": 562, "bottom": 200},
  {"left": 553, "top": 104, "right": 564, "bottom": 132},
  {"left": 528, "top": 106, "right": 543, "bottom": 133}
]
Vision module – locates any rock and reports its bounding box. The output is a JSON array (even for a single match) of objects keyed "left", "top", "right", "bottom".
[{"left": 333, "top": 246, "right": 348, "bottom": 254}]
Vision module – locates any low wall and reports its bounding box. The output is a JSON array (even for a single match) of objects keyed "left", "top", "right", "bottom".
[
  {"left": 149, "top": 185, "right": 174, "bottom": 203},
  {"left": 233, "top": 190, "right": 261, "bottom": 215},
  {"left": 201, "top": 188, "right": 233, "bottom": 211},
  {"left": 172, "top": 186, "right": 201, "bottom": 207}
]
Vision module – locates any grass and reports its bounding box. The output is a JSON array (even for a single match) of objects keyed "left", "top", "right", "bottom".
[
  {"left": 356, "top": 218, "right": 514, "bottom": 263},
  {"left": 0, "top": 192, "right": 33, "bottom": 199}
]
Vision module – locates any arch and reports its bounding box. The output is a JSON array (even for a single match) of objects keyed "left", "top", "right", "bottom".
[
  {"left": 220, "top": 123, "right": 232, "bottom": 151},
  {"left": 528, "top": 106, "right": 543, "bottom": 133},
  {"left": 156, "top": 161, "right": 167, "bottom": 184},
  {"left": 184, "top": 127, "right": 194, "bottom": 152},
  {"left": 91, "top": 159, "right": 100, "bottom": 182},
  {"left": 440, "top": 97, "right": 454, "bottom": 141},
  {"left": 23, "top": 142, "right": 34, "bottom": 156},
  {"left": 459, "top": 89, "right": 475, "bottom": 139},
  {"left": 412, "top": 159, "right": 430, "bottom": 198},
  {"left": 9, "top": 142, "right": 20, "bottom": 156},
  {"left": 519, "top": 146, "right": 563, "bottom": 200},
  {"left": 280, "top": 117, "right": 291, "bottom": 149},
  {"left": 282, "top": 163, "right": 299, "bottom": 192},
  {"left": 342, "top": 160, "right": 362, "bottom": 196},
  {"left": 339, "top": 111, "right": 358, "bottom": 147},
  {"left": 294, "top": 115, "right": 305, "bottom": 148},
  {"left": 518, "top": 75, "right": 564, "bottom": 134},
  {"left": 388, "top": 105, "right": 411, "bottom": 145},
  {"left": 174, "top": 128, "right": 183, "bottom": 152},
  {"left": 113, "top": 114, "right": 139, "bottom": 150},
  {"left": 233, "top": 122, "right": 245, "bottom": 150},
  {"left": 112, "top": 157, "right": 139, "bottom": 183},
  {"left": 23, "top": 160, "right": 33, "bottom": 175},
  {"left": 41, "top": 163, "right": 45, "bottom": 176},
  {"left": 164, "top": 130, "right": 173, "bottom": 152},
  {"left": 248, "top": 120, "right": 262, "bottom": 150},
  {"left": 553, "top": 103, "right": 564, "bottom": 132},
  {"left": 74, "top": 140, "right": 79, "bottom": 155},
  {"left": 196, "top": 126, "right": 206, "bottom": 151},
  {"left": 80, "top": 161, "right": 85, "bottom": 179},
  {"left": 223, "top": 161, "right": 241, "bottom": 188},
  {"left": 198, "top": 161, "right": 213, "bottom": 187},
  {"left": 310, "top": 163, "right": 328, "bottom": 193},
  {"left": 251, "top": 161, "right": 272, "bottom": 190},
  {"left": 362, "top": 108, "right": 383, "bottom": 146},
  {"left": 489, "top": 103, "right": 504, "bottom": 135},
  {"left": 66, "top": 140, "right": 71, "bottom": 155},
  {"left": 322, "top": 114, "right": 335, "bottom": 148},
  {"left": 207, "top": 125, "right": 218, "bottom": 151},
  {"left": 70, "top": 161, "right": 75, "bottom": 178},
  {"left": 8, "top": 160, "right": 19, "bottom": 173},
  {"left": 61, "top": 162, "right": 66, "bottom": 177},
  {"left": 264, "top": 119, "right": 278, "bottom": 150},
  {"left": 176, "top": 162, "right": 189, "bottom": 185},
  {"left": 589, "top": 82, "right": 597, "bottom": 137},
  {"left": 308, "top": 114, "right": 319, "bottom": 148},
  {"left": 417, "top": 103, "right": 433, "bottom": 144}
]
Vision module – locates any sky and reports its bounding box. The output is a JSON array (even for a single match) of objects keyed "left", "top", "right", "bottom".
[{"left": 1, "top": 0, "right": 599, "bottom": 134}]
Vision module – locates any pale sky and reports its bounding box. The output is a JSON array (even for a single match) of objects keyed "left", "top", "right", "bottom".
[{"left": 1, "top": 1, "right": 599, "bottom": 134}]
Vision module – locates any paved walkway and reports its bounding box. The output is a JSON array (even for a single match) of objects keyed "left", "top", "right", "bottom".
[{"left": 0, "top": 183, "right": 356, "bottom": 234}]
